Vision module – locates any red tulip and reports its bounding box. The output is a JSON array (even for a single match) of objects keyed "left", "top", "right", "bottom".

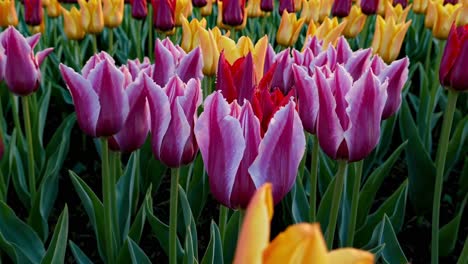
[
  {"left": 332, "top": 0, "right": 352, "bottom": 17},
  {"left": 440, "top": 24, "right": 468, "bottom": 91},
  {"left": 130, "top": 0, "right": 147, "bottom": 19},
  {"left": 152, "top": 0, "right": 176, "bottom": 32},
  {"left": 261, "top": 0, "right": 273, "bottom": 11},
  {"left": 24, "top": 0, "right": 43, "bottom": 26},
  {"left": 1, "top": 26, "right": 53, "bottom": 96}
]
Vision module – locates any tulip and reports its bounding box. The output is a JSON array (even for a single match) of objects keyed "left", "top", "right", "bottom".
[
  {"left": 431, "top": 1, "right": 462, "bottom": 39},
  {"left": 130, "top": 0, "right": 147, "bottom": 19},
  {"left": 413, "top": 0, "right": 428, "bottom": 13},
  {"left": 0, "top": 46, "right": 5, "bottom": 82},
  {"left": 343, "top": 6, "right": 367, "bottom": 38},
  {"left": 444, "top": 0, "right": 458, "bottom": 3},
  {"left": 222, "top": 0, "right": 246, "bottom": 26},
  {"left": 153, "top": 38, "right": 203, "bottom": 86},
  {"left": 217, "top": 2, "right": 248, "bottom": 29},
  {"left": 294, "top": 0, "right": 302, "bottom": 11},
  {"left": 279, "top": 0, "right": 295, "bottom": 14},
  {"left": 261, "top": 0, "right": 274, "bottom": 11},
  {"left": 0, "top": 0, "right": 18, "bottom": 27},
  {"left": 195, "top": 91, "right": 305, "bottom": 208},
  {"left": 59, "top": 52, "right": 129, "bottom": 137},
  {"left": 200, "top": 0, "right": 213, "bottom": 15},
  {"left": 300, "top": 0, "right": 320, "bottom": 24},
  {"left": 377, "top": 0, "right": 389, "bottom": 15},
  {"left": 109, "top": 70, "right": 150, "bottom": 153},
  {"left": 192, "top": 0, "right": 206, "bottom": 7},
  {"left": 146, "top": 76, "right": 202, "bottom": 167},
  {"left": 152, "top": 0, "right": 176, "bottom": 32},
  {"left": 102, "top": 0, "right": 124, "bottom": 28},
  {"left": 127, "top": 57, "right": 152, "bottom": 80},
  {"left": 332, "top": 0, "right": 352, "bottom": 17},
  {"left": 393, "top": 0, "right": 408, "bottom": 7},
  {"left": 46, "top": 0, "right": 61, "bottom": 17},
  {"left": 361, "top": 0, "right": 379, "bottom": 14},
  {"left": 78, "top": 0, "right": 105, "bottom": 34},
  {"left": 1, "top": 27, "right": 53, "bottom": 96},
  {"left": 261, "top": 48, "right": 296, "bottom": 95},
  {"left": 175, "top": 0, "right": 193, "bottom": 26},
  {"left": 371, "top": 16, "right": 411, "bottom": 63},
  {"left": 385, "top": 1, "right": 411, "bottom": 23},
  {"left": 440, "top": 24, "right": 468, "bottom": 91},
  {"left": 197, "top": 27, "right": 222, "bottom": 75},
  {"left": 276, "top": 11, "right": 305, "bottom": 47},
  {"left": 233, "top": 183, "right": 375, "bottom": 264},
  {"left": 61, "top": 6, "right": 86, "bottom": 40},
  {"left": 181, "top": 17, "right": 207, "bottom": 52},
  {"left": 425, "top": 0, "right": 439, "bottom": 28},
  {"left": 318, "top": 0, "right": 334, "bottom": 21},
  {"left": 307, "top": 17, "right": 347, "bottom": 49},
  {"left": 246, "top": 0, "right": 265, "bottom": 17},
  {"left": 24, "top": 0, "right": 43, "bottom": 26}
]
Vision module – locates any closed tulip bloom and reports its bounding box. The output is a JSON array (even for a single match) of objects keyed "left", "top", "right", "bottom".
[
  {"left": 147, "top": 76, "right": 202, "bottom": 167},
  {"left": 332, "top": 0, "right": 352, "bottom": 17},
  {"left": 234, "top": 183, "right": 375, "bottom": 264},
  {"left": 0, "top": 0, "right": 19, "bottom": 27},
  {"left": 78, "top": 0, "right": 104, "bottom": 34},
  {"left": 60, "top": 52, "right": 130, "bottom": 137},
  {"left": 46, "top": 0, "right": 61, "bottom": 17},
  {"left": 377, "top": 0, "right": 388, "bottom": 15},
  {"left": 195, "top": 91, "right": 305, "bottom": 208},
  {"left": 175, "top": 0, "right": 193, "bottom": 26},
  {"left": 371, "top": 16, "right": 411, "bottom": 63},
  {"left": 307, "top": 17, "right": 347, "bottom": 49},
  {"left": 1, "top": 27, "right": 53, "bottom": 96},
  {"left": 440, "top": 25, "right": 468, "bottom": 91},
  {"left": 294, "top": 0, "right": 302, "bottom": 11},
  {"left": 198, "top": 26, "right": 221, "bottom": 75},
  {"left": 385, "top": 1, "right": 411, "bottom": 23},
  {"left": 192, "top": 0, "right": 206, "bottom": 7},
  {"left": 109, "top": 71, "right": 150, "bottom": 153},
  {"left": 432, "top": 1, "right": 462, "bottom": 39},
  {"left": 279, "top": 0, "right": 295, "bottom": 14},
  {"left": 343, "top": 6, "right": 367, "bottom": 38},
  {"left": 153, "top": 38, "right": 203, "bottom": 86},
  {"left": 24, "top": 0, "right": 43, "bottom": 26},
  {"left": 222, "top": 0, "right": 246, "bottom": 26},
  {"left": 425, "top": 0, "right": 439, "bottom": 28},
  {"left": 300, "top": 0, "right": 320, "bottom": 24},
  {"left": 361, "top": 0, "right": 379, "bottom": 14},
  {"left": 413, "top": 0, "right": 428, "bottom": 13},
  {"left": 152, "top": 0, "right": 176, "bottom": 32},
  {"left": 318, "top": 0, "right": 334, "bottom": 21},
  {"left": 102, "top": 0, "right": 124, "bottom": 28},
  {"left": 181, "top": 17, "right": 207, "bottom": 52},
  {"left": 130, "top": 0, "right": 147, "bottom": 19},
  {"left": 393, "top": 0, "right": 408, "bottom": 7},
  {"left": 217, "top": 52, "right": 256, "bottom": 103},
  {"left": 247, "top": 0, "right": 265, "bottom": 17},
  {"left": 217, "top": 2, "right": 248, "bottom": 29},
  {"left": 277, "top": 11, "right": 305, "bottom": 47},
  {"left": 61, "top": 6, "right": 85, "bottom": 40},
  {"left": 261, "top": 0, "right": 274, "bottom": 11},
  {"left": 127, "top": 57, "right": 152, "bottom": 80}
]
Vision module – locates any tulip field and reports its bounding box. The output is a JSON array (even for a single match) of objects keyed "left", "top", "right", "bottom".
[{"left": 0, "top": 0, "right": 467, "bottom": 263}]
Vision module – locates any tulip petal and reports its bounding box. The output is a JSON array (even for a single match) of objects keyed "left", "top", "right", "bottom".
[
  {"left": 249, "top": 100, "right": 305, "bottom": 204},
  {"left": 195, "top": 92, "right": 246, "bottom": 208},
  {"left": 153, "top": 38, "right": 176, "bottom": 86},
  {"left": 379, "top": 57, "right": 408, "bottom": 119},
  {"left": 176, "top": 47, "right": 203, "bottom": 83},
  {"left": 293, "top": 64, "right": 319, "bottom": 134},
  {"left": 327, "top": 248, "right": 374, "bottom": 264},
  {"left": 233, "top": 53, "right": 256, "bottom": 103},
  {"left": 216, "top": 52, "right": 238, "bottom": 103},
  {"left": 233, "top": 183, "right": 273, "bottom": 264},
  {"left": 344, "top": 68, "right": 387, "bottom": 162},
  {"left": 82, "top": 51, "right": 115, "bottom": 79},
  {"left": 36, "top": 47, "right": 54, "bottom": 66},
  {"left": 59, "top": 63, "right": 100, "bottom": 136},
  {"left": 26, "top": 33, "right": 41, "bottom": 49},
  {"left": 344, "top": 48, "right": 372, "bottom": 80}
]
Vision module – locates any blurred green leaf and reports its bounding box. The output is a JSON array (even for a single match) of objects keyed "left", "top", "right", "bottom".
[
  {"left": 41, "top": 206, "right": 69, "bottom": 264},
  {"left": 222, "top": 211, "right": 240, "bottom": 264},
  {"left": 187, "top": 153, "right": 209, "bottom": 220},
  {"left": 117, "top": 152, "right": 137, "bottom": 244},
  {"left": 445, "top": 116, "right": 468, "bottom": 179},
  {"left": 439, "top": 195, "right": 467, "bottom": 256},
  {"left": 291, "top": 174, "right": 310, "bottom": 223},
  {"left": 201, "top": 221, "right": 223, "bottom": 264},
  {"left": 178, "top": 186, "right": 198, "bottom": 260},
  {"left": 184, "top": 227, "right": 195, "bottom": 264},
  {"left": 9, "top": 130, "right": 31, "bottom": 208},
  {"left": 69, "top": 240, "right": 93, "bottom": 264}
]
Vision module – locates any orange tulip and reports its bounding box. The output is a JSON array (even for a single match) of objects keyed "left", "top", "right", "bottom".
[
  {"left": 276, "top": 11, "right": 305, "bottom": 47},
  {"left": 430, "top": 0, "right": 462, "bottom": 39},
  {"left": 102, "top": 0, "right": 124, "bottom": 28},
  {"left": 0, "top": 0, "right": 18, "bottom": 27}
]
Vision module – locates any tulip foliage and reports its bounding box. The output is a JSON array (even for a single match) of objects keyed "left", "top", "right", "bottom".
[{"left": 0, "top": 1, "right": 467, "bottom": 264}]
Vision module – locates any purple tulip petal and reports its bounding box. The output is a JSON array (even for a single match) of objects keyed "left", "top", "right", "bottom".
[
  {"left": 82, "top": 51, "right": 115, "bottom": 78},
  {"left": 36, "top": 48, "right": 54, "bottom": 66},
  {"left": 379, "top": 57, "right": 409, "bottom": 119},
  {"left": 336, "top": 37, "right": 353, "bottom": 64},
  {"left": 344, "top": 48, "right": 372, "bottom": 81},
  {"left": 292, "top": 64, "right": 319, "bottom": 134},
  {"left": 195, "top": 92, "right": 246, "bottom": 208},
  {"left": 26, "top": 33, "right": 41, "bottom": 49},
  {"left": 153, "top": 38, "right": 176, "bottom": 86},
  {"left": 249, "top": 100, "right": 305, "bottom": 204},
  {"left": 176, "top": 47, "right": 203, "bottom": 83},
  {"left": 332, "top": 65, "right": 353, "bottom": 131},
  {"left": 60, "top": 63, "right": 100, "bottom": 136},
  {"left": 179, "top": 78, "right": 202, "bottom": 125}
]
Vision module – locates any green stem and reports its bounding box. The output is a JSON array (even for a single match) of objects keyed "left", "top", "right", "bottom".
[
  {"left": 92, "top": 34, "right": 98, "bottom": 53},
  {"left": 109, "top": 28, "right": 114, "bottom": 54},
  {"left": 133, "top": 150, "right": 141, "bottom": 214},
  {"left": 431, "top": 89, "right": 459, "bottom": 264},
  {"left": 326, "top": 160, "right": 347, "bottom": 249},
  {"left": 424, "top": 36, "right": 433, "bottom": 75},
  {"left": 136, "top": 20, "right": 142, "bottom": 60},
  {"left": 346, "top": 160, "right": 363, "bottom": 246},
  {"left": 148, "top": 6, "right": 153, "bottom": 60},
  {"left": 101, "top": 138, "right": 116, "bottom": 263},
  {"left": 457, "top": 235, "right": 468, "bottom": 264},
  {"left": 219, "top": 205, "right": 228, "bottom": 241},
  {"left": 238, "top": 209, "right": 245, "bottom": 236},
  {"left": 309, "top": 134, "right": 319, "bottom": 222},
  {"left": 169, "top": 167, "right": 180, "bottom": 264},
  {"left": 11, "top": 94, "right": 23, "bottom": 138},
  {"left": 22, "top": 96, "right": 36, "bottom": 203}
]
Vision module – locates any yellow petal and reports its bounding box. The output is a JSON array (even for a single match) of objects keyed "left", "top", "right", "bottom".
[{"left": 327, "top": 248, "right": 374, "bottom": 264}]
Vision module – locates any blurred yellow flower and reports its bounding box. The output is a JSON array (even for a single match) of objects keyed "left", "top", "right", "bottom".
[
  {"left": 300, "top": 0, "right": 320, "bottom": 24},
  {"left": 371, "top": 15, "right": 411, "bottom": 63},
  {"left": 276, "top": 11, "right": 305, "bottom": 47},
  {"left": 181, "top": 17, "right": 207, "bottom": 52},
  {"left": 46, "top": 0, "right": 62, "bottom": 18},
  {"left": 385, "top": 1, "right": 411, "bottom": 23},
  {"left": 294, "top": 0, "right": 302, "bottom": 11},
  {"left": 233, "top": 183, "right": 374, "bottom": 264},
  {"left": 102, "top": 0, "right": 124, "bottom": 28},
  {"left": 318, "top": 0, "right": 334, "bottom": 22},
  {"left": 0, "top": 0, "right": 18, "bottom": 27},
  {"left": 61, "top": 6, "right": 86, "bottom": 40},
  {"left": 247, "top": 0, "right": 266, "bottom": 17},
  {"left": 29, "top": 17, "right": 46, "bottom": 34},
  {"left": 343, "top": 6, "right": 367, "bottom": 38},
  {"left": 307, "top": 17, "right": 347, "bottom": 49},
  {"left": 175, "top": 0, "right": 193, "bottom": 26},
  {"left": 78, "top": 0, "right": 105, "bottom": 34},
  {"left": 413, "top": 0, "right": 428, "bottom": 13},
  {"left": 431, "top": 1, "right": 462, "bottom": 39}
]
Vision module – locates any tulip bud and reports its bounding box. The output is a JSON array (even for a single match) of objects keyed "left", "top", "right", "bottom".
[
  {"left": 222, "top": 0, "right": 246, "bottom": 26},
  {"left": 431, "top": 1, "right": 462, "bottom": 39},
  {"left": 413, "top": 0, "right": 428, "bottom": 13},
  {"left": 276, "top": 11, "right": 305, "bottom": 47},
  {"left": 0, "top": 0, "right": 19, "bottom": 27},
  {"left": 181, "top": 17, "right": 207, "bottom": 52},
  {"left": 439, "top": 24, "right": 468, "bottom": 91},
  {"left": 361, "top": 0, "right": 379, "bottom": 14},
  {"left": 300, "top": 0, "right": 319, "bottom": 24},
  {"left": 152, "top": 0, "right": 176, "bottom": 32},
  {"left": 175, "top": 0, "right": 193, "bottom": 26},
  {"left": 197, "top": 27, "right": 222, "bottom": 76},
  {"left": 200, "top": 0, "right": 213, "bottom": 15},
  {"left": 192, "top": 0, "right": 206, "bottom": 7},
  {"left": 385, "top": 1, "right": 411, "bottom": 23},
  {"left": 332, "top": 0, "right": 352, "bottom": 17},
  {"left": 130, "top": 0, "right": 147, "bottom": 19},
  {"left": 24, "top": 0, "right": 43, "bottom": 26},
  {"left": 61, "top": 6, "right": 86, "bottom": 40},
  {"left": 318, "top": 0, "right": 334, "bottom": 21},
  {"left": 247, "top": 0, "right": 265, "bottom": 17},
  {"left": 306, "top": 17, "right": 347, "bottom": 49}
]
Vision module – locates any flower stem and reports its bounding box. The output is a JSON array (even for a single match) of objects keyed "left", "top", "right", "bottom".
[
  {"left": 109, "top": 28, "right": 114, "bottom": 54},
  {"left": 219, "top": 205, "right": 228, "bottom": 241},
  {"left": 424, "top": 35, "right": 433, "bottom": 75},
  {"left": 309, "top": 134, "right": 319, "bottom": 222},
  {"left": 92, "top": 34, "right": 98, "bottom": 53},
  {"left": 22, "top": 96, "right": 35, "bottom": 203},
  {"left": 11, "top": 94, "right": 23, "bottom": 138},
  {"left": 101, "top": 138, "right": 116, "bottom": 263},
  {"left": 169, "top": 167, "right": 180, "bottom": 264},
  {"left": 148, "top": 6, "right": 153, "bottom": 60},
  {"left": 431, "top": 89, "right": 459, "bottom": 264},
  {"left": 326, "top": 160, "right": 347, "bottom": 249},
  {"left": 346, "top": 160, "right": 363, "bottom": 246},
  {"left": 136, "top": 20, "right": 142, "bottom": 60}
]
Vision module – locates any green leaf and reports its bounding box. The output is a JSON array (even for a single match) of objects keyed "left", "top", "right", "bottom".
[
  {"left": 0, "top": 201, "right": 45, "bottom": 263},
  {"left": 69, "top": 240, "right": 93, "bottom": 264},
  {"left": 178, "top": 186, "right": 198, "bottom": 260},
  {"left": 184, "top": 227, "right": 195, "bottom": 264},
  {"left": 117, "top": 152, "right": 137, "bottom": 243},
  {"left": 116, "top": 238, "right": 152, "bottom": 264},
  {"left": 41, "top": 206, "right": 69, "bottom": 264},
  {"left": 459, "top": 157, "right": 468, "bottom": 196},
  {"left": 128, "top": 198, "right": 147, "bottom": 244},
  {"left": 187, "top": 153, "right": 209, "bottom": 220},
  {"left": 222, "top": 211, "right": 240, "bottom": 264},
  {"left": 201, "top": 221, "right": 224, "bottom": 264},
  {"left": 439, "top": 195, "right": 467, "bottom": 256},
  {"left": 9, "top": 130, "right": 30, "bottom": 208},
  {"left": 445, "top": 116, "right": 468, "bottom": 179},
  {"left": 291, "top": 174, "right": 310, "bottom": 223}
]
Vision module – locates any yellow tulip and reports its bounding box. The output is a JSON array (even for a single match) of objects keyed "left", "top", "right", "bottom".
[
  {"left": 46, "top": 0, "right": 61, "bottom": 18},
  {"left": 294, "top": 0, "right": 302, "bottom": 11},
  {"left": 200, "top": 0, "right": 213, "bottom": 16},
  {"left": 371, "top": 15, "right": 411, "bottom": 63},
  {"left": 432, "top": 1, "right": 462, "bottom": 39},
  {"left": 424, "top": 0, "right": 441, "bottom": 29},
  {"left": 217, "top": 2, "right": 248, "bottom": 30},
  {"left": 307, "top": 17, "right": 347, "bottom": 49},
  {"left": 102, "top": 0, "right": 124, "bottom": 28},
  {"left": 198, "top": 26, "right": 222, "bottom": 76},
  {"left": 78, "top": 0, "right": 105, "bottom": 33},
  {"left": 377, "top": 0, "right": 390, "bottom": 15},
  {"left": 413, "top": 0, "right": 428, "bottom": 13},
  {"left": 61, "top": 6, "right": 86, "bottom": 40},
  {"left": 276, "top": 11, "right": 305, "bottom": 47},
  {"left": 175, "top": 0, "right": 193, "bottom": 26},
  {"left": 233, "top": 183, "right": 374, "bottom": 264},
  {"left": 343, "top": 5, "right": 367, "bottom": 38},
  {"left": 181, "top": 17, "right": 207, "bottom": 52},
  {"left": 0, "top": 0, "right": 18, "bottom": 27},
  {"left": 385, "top": 2, "right": 411, "bottom": 23},
  {"left": 300, "top": 0, "right": 320, "bottom": 24},
  {"left": 247, "top": 0, "right": 266, "bottom": 17},
  {"left": 318, "top": 0, "right": 334, "bottom": 22}
]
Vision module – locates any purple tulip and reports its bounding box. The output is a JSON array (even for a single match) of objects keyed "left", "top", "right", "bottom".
[
  {"left": 314, "top": 64, "right": 388, "bottom": 162},
  {"left": 131, "top": 0, "right": 148, "bottom": 19},
  {"left": 127, "top": 57, "right": 152, "bottom": 80},
  {"left": 1, "top": 26, "right": 53, "bottom": 96},
  {"left": 261, "top": 0, "right": 273, "bottom": 11},
  {"left": 360, "top": 0, "right": 379, "bottom": 15},
  {"left": 393, "top": 0, "right": 408, "bottom": 7},
  {"left": 192, "top": 0, "right": 207, "bottom": 7},
  {"left": 439, "top": 25, "right": 468, "bottom": 91},
  {"left": 262, "top": 48, "right": 295, "bottom": 94},
  {"left": 152, "top": 0, "right": 176, "bottom": 31},
  {"left": 153, "top": 38, "right": 203, "bottom": 86},
  {"left": 60, "top": 52, "right": 130, "bottom": 137},
  {"left": 195, "top": 91, "right": 305, "bottom": 209},
  {"left": 24, "top": 0, "right": 43, "bottom": 26},
  {"left": 146, "top": 75, "right": 202, "bottom": 167},
  {"left": 279, "top": 0, "right": 294, "bottom": 15},
  {"left": 332, "top": 0, "right": 352, "bottom": 17},
  {"left": 0, "top": 45, "right": 5, "bottom": 82},
  {"left": 222, "top": 0, "right": 246, "bottom": 26}
]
